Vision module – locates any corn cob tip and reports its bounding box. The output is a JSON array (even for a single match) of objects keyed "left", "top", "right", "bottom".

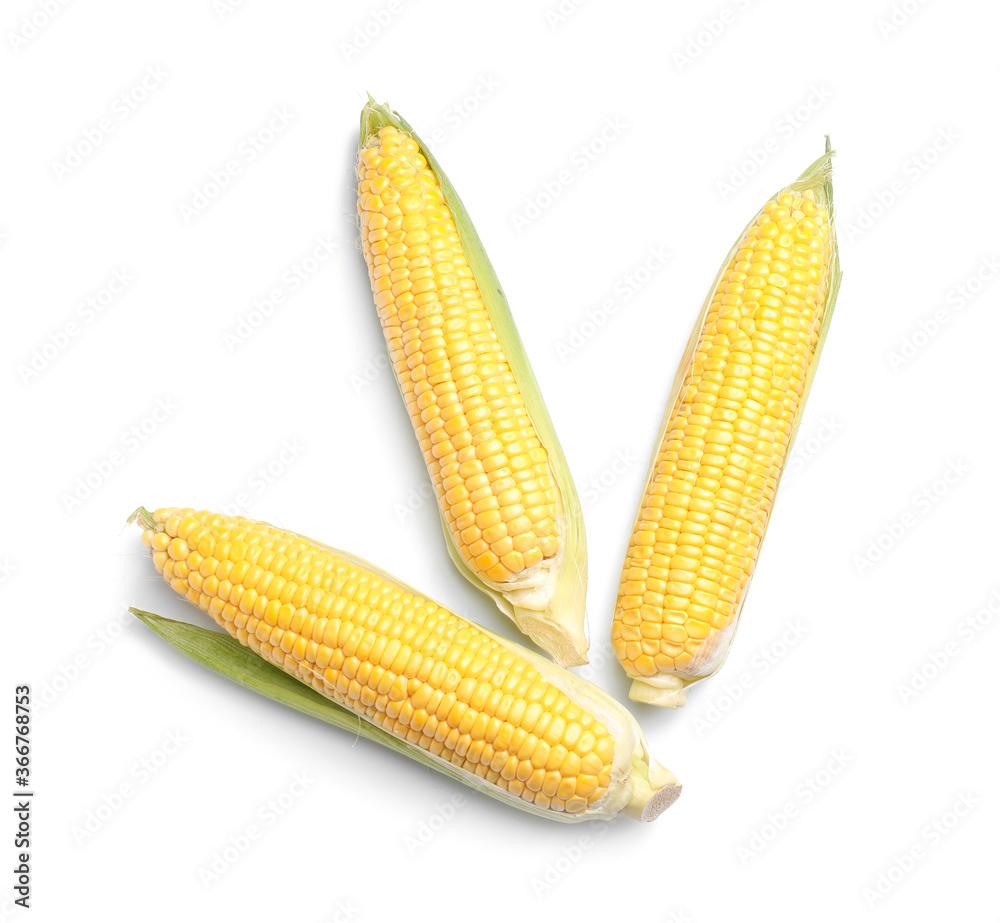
[
  {"left": 130, "top": 606, "right": 157, "bottom": 628},
  {"left": 622, "top": 762, "right": 682, "bottom": 822},
  {"left": 358, "top": 96, "right": 397, "bottom": 148},
  {"left": 789, "top": 143, "right": 836, "bottom": 199}
]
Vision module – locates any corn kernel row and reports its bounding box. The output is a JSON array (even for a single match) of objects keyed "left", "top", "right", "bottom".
[{"left": 357, "top": 126, "right": 560, "bottom": 589}]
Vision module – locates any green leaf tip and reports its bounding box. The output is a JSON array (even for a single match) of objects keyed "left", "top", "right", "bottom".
[
  {"left": 359, "top": 96, "right": 401, "bottom": 147},
  {"left": 130, "top": 608, "right": 375, "bottom": 733},
  {"left": 790, "top": 144, "right": 835, "bottom": 196}
]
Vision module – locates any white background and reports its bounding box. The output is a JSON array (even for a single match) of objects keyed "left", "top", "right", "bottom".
[{"left": 4, "top": 0, "right": 998, "bottom": 920}]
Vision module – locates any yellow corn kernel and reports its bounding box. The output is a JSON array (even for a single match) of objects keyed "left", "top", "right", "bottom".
[{"left": 358, "top": 126, "right": 558, "bottom": 587}]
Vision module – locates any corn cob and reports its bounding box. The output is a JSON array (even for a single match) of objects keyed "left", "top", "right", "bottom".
[
  {"left": 132, "top": 507, "right": 679, "bottom": 821},
  {"left": 356, "top": 99, "right": 588, "bottom": 667},
  {"left": 611, "top": 145, "right": 842, "bottom": 707}
]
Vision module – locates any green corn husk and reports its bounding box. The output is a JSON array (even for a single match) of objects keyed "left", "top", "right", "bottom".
[
  {"left": 620, "top": 141, "right": 842, "bottom": 707},
  {"left": 357, "top": 98, "right": 588, "bottom": 667}
]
